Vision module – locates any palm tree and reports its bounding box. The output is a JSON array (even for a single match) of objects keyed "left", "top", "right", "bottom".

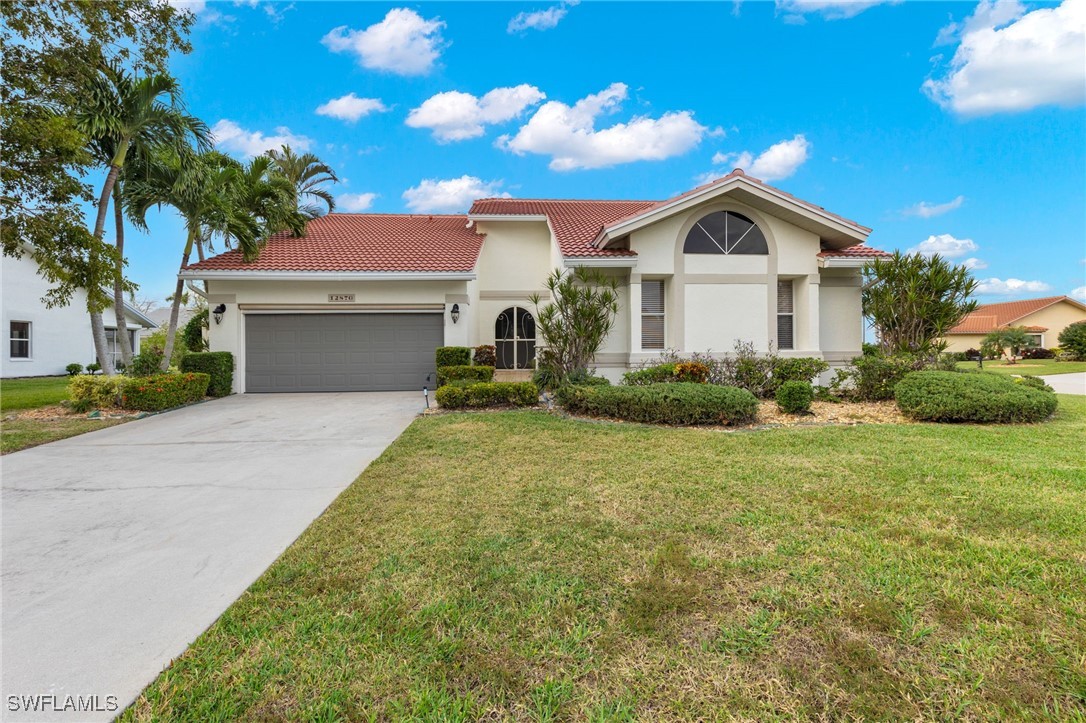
[
  {"left": 78, "top": 61, "right": 209, "bottom": 372},
  {"left": 266, "top": 144, "right": 339, "bottom": 220}
]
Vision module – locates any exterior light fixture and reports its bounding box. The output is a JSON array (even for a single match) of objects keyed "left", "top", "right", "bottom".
[
  {"left": 450, "top": 303, "right": 460, "bottom": 324},
  {"left": 212, "top": 304, "right": 226, "bottom": 325}
]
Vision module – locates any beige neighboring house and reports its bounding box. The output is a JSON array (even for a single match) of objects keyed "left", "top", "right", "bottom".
[
  {"left": 942, "top": 296, "right": 1086, "bottom": 353},
  {"left": 180, "top": 170, "right": 890, "bottom": 394}
]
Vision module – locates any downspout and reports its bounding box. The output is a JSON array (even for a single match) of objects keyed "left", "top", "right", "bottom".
[{"left": 185, "top": 279, "right": 208, "bottom": 300}]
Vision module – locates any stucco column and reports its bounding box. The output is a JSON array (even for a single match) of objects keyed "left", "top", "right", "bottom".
[
  {"left": 629, "top": 274, "right": 643, "bottom": 352},
  {"left": 805, "top": 274, "right": 820, "bottom": 352}
]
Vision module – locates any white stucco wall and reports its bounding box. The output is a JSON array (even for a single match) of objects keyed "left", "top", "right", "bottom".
[{"left": 818, "top": 269, "right": 864, "bottom": 363}]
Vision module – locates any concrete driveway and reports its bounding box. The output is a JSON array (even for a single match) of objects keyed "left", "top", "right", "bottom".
[
  {"left": 1040, "top": 372, "right": 1086, "bottom": 395},
  {"left": 1, "top": 392, "right": 423, "bottom": 722}
]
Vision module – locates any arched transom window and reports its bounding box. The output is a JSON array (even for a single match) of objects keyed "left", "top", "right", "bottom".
[
  {"left": 495, "top": 306, "right": 536, "bottom": 370},
  {"left": 683, "top": 211, "right": 769, "bottom": 255}
]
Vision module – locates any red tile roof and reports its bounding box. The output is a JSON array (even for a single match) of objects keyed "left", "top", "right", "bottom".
[
  {"left": 947, "top": 296, "right": 1084, "bottom": 334},
  {"left": 817, "top": 245, "right": 891, "bottom": 258},
  {"left": 469, "top": 198, "right": 655, "bottom": 257},
  {"left": 184, "top": 214, "right": 483, "bottom": 273}
]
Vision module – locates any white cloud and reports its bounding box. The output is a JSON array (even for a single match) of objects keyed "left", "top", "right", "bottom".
[
  {"left": 316, "top": 93, "right": 388, "bottom": 123},
  {"left": 902, "top": 195, "right": 965, "bottom": 218},
  {"left": 924, "top": 0, "right": 1086, "bottom": 115},
  {"left": 406, "top": 85, "right": 546, "bottom": 142},
  {"left": 907, "top": 233, "right": 979, "bottom": 259},
  {"left": 337, "top": 192, "right": 378, "bottom": 212},
  {"left": 211, "top": 119, "right": 312, "bottom": 157},
  {"left": 508, "top": 1, "right": 578, "bottom": 32},
  {"left": 975, "top": 277, "right": 1053, "bottom": 295},
  {"left": 402, "top": 175, "right": 509, "bottom": 213},
  {"left": 710, "top": 134, "right": 811, "bottom": 181},
  {"left": 1070, "top": 286, "right": 1086, "bottom": 302},
  {"left": 775, "top": 0, "right": 898, "bottom": 20},
  {"left": 497, "top": 83, "right": 707, "bottom": 171},
  {"left": 322, "top": 8, "right": 446, "bottom": 76},
  {"left": 963, "top": 257, "right": 988, "bottom": 270}
]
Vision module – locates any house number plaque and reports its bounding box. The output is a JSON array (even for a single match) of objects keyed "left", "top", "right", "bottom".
[{"left": 328, "top": 294, "right": 355, "bottom": 303}]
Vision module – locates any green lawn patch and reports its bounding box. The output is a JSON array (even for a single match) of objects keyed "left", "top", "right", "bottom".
[
  {"left": 0, "top": 376, "right": 70, "bottom": 412},
  {"left": 124, "top": 397, "right": 1086, "bottom": 721},
  {"left": 956, "top": 359, "right": 1086, "bottom": 376},
  {"left": 1, "top": 417, "right": 124, "bottom": 454}
]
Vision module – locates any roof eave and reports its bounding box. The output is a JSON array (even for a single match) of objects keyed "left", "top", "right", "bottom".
[
  {"left": 817, "top": 257, "right": 876, "bottom": 269},
  {"left": 562, "top": 256, "right": 638, "bottom": 269},
  {"left": 179, "top": 269, "right": 477, "bottom": 281}
]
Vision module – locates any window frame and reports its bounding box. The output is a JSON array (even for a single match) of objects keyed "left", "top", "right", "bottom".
[
  {"left": 9, "top": 320, "right": 31, "bottom": 360},
  {"left": 641, "top": 279, "right": 666, "bottom": 350},
  {"left": 682, "top": 211, "right": 769, "bottom": 256},
  {"left": 776, "top": 279, "right": 795, "bottom": 351}
]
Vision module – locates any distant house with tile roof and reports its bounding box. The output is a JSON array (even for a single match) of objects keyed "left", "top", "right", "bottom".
[
  {"left": 182, "top": 170, "right": 889, "bottom": 393},
  {"left": 941, "top": 295, "right": 1086, "bottom": 353}
]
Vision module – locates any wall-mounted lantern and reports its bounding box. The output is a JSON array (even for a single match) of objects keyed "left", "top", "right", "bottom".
[
  {"left": 212, "top": 304, "right": 227, "bottom": 325},
  {"left": 450, "top": 303, "right": 460, "bottom": 324}
]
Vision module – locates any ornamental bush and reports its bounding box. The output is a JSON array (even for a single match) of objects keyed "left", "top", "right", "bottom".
[
  {"left": 435, "top": 346, "right": 471, "bottom": 367},
  {"left": 435, "top": 381, "right": 538, "bottom": 409},
  {"left": 772, "top": 357, "right": 830, "bottom": 388},
  {"left": 1057, "top": 321, "right": 1086, "bottom": 360},
  {"left": 833, "top": 354, "right": 921, "bottom": 401},
  {"left": 894, "top": 371, "right": 1057, "bottom": 424},
  {"left": 1015, "top": 375, "right": 1054, "bottom": 393},
  {"left": 179, "top": 351, "right": 234, "bottom": 397},
  {"left": 674, "top": 361, "right": 709, "bottom": 383},
  {"left": 66, "top": 363, "right": 83, "bottom": 376},
  {"left": 1021, "top": 347, "right": 1056, "bottom": 360},
  {"left": 182, "top": 308, "right": 209, "bottom": 352},
  {"left": 472, "top": 345, "right": 497, "bottom": 367},
  {"left": 129, "top": 348, "right": 165, "bottom": 377},
  {"left": 437, "top": 365, "right": 495, "bottom": 386},
  {"left": 120, "top": 372, "right": 210, "bottom": 412},
  {"left": 68, "top": 374, "right": 124, "bottom": 410},
  {"left": 776, "top": 380, "right": 814, "bottom": 414},
  {"left": 623, "top": 363, "right": 677, "bottom": 386},
  {"left": 559, "top": 382, "right": 758, "bottom": 426}
]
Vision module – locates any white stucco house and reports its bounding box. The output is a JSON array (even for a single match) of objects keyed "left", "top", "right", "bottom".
[
  {"left": 1, "top": 252, "right": 156, "bottom": 378},
  {"left": 182, "top": 170, "right": 889, "bottom": 394}
]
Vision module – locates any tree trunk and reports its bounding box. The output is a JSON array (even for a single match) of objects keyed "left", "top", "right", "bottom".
[
  {"left": 161, "top": 227, "right": 197, "bottom": 371},
  {"left": 112, "top": 182, "right": 134, "bottom": 366},
  {"left": 89, "top": 161, "right": 123, "bottom": 375}
]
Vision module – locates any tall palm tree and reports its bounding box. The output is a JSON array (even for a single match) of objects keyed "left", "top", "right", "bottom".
[
  {"left": 266, "top": 144, "right": 339, "bottom": 221},
  {"left": 78, "top": 61, "right": 209, "bottom": 372}
]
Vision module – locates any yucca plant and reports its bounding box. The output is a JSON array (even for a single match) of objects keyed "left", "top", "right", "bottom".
[{"left": 530, "top": 267, "right": 620, "bottom": 384}]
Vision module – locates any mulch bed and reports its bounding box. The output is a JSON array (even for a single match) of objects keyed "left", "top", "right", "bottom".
[{"left": 3, "top": 405, "right": 146, "bottom": 421}]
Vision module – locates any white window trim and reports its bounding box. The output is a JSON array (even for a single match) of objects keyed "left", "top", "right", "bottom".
[{"left": 9, "top": 320, "right": 32, "bottom": 361}]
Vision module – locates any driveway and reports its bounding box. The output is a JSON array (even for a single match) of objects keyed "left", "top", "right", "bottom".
[
  {"left": 1, "top": 392, "right": 422, "bottom": 722},
  {"left": 1040, "top": 372, "right": 1086, "bottom": 395}
]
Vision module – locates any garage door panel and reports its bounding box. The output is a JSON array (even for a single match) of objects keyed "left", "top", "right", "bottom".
[{"left": 246, "top": 313, "right": 441, "bottom": 393}]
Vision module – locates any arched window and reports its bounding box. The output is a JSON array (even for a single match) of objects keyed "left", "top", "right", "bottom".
[
  {"left": 683, "top": 211, "right": 768, "bottom": 255},
  {"left": 495, "top": 306, "right": 536, "bottom": 370}
]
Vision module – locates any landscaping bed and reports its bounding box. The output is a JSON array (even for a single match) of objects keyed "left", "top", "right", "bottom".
[{"left": 1, "top": 405, "right": 132, "bottom": 454}]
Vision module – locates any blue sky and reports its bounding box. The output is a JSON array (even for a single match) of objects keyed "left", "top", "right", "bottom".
[{"left": 114, "top": 0, "right": 1085, "bottom": 305}]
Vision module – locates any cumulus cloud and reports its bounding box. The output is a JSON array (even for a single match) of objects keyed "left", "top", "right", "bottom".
[
  {"left": 315, "top": 93, "right": 388, "bottom": 123},
  {"left": 211, "top": 119, "right": 312, "bottom": 157},
  {"left": 402, "top": 175, "right": 509, "bottom": 213},
  {"left": 902, "top": 195, "right": 965, "bottom": 218},
  {"left": 775, "top": 0, "right": 898, "bottom": 20},
  {"left": 508, "top": 1, "right": 578, "bottom": 32},
  {"left": 708, "top": 134, "right": 812, "bottom": 182},
  {"left": 924, "top": 0, "right": 1086, "bottom": 115},
  {"left": 1070, "top": 285, "right": 1086, "bottom": 302},
  {"left": 322, "top": 8, "right": 446, "bottom": 76},
  {"left": 907, "top": 233, "right": 979, "bottom": 259},
  {"left": 963, "top": 257, "right": 988, "bottom": 270},
  {"left": 975, "top": 277, "right": 1053, "bottom": 295},
  {"left": 497, "top": 83, "right": 707, "bottom": 171},
  {"left": 406, "top": 85, "right": 546, "bottom": 142},
  {"left": 337, "top": 192, "right": 378, "bottom": 212}
]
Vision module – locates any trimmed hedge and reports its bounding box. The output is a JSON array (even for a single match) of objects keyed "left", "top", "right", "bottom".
[
  {"left": 894, "top": 371, "right": 1057, "bottom": 424},
  {"left": 776, "top": 380, "right": 814, "bottom": 414},
  {"left": 120, "top": 373, "right": 210, "bottom": 412},
  {"left": 180, "top": 351, "right": 234, "bottom": 397},
  {"left": 623, "top": 363, "right": 677, "bottom": 386},
  {"left": 435, "top": 381, "right": 538, "bottom": 409},
  {"left": 772, "top": 357, "right": 830, "bottom": 387},
  {"left": 69, "top": 374, "right": 124, "bottom": 410},
  {"left": 437, "top": 365, "right": 495, "bottom": 387},
  {"left": 559, "top": 382, "right": 758, "bottom": 426},
  {"left": 436, "top": 346, "right": 471, "bottom": 367}
]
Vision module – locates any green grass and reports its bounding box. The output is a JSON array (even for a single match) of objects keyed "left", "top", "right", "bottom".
[
  {"left": 956, "top": 359, "right": 1086, "bottom": 376},
  {"left": 0, "top": 375, "right": 70, "bottom": 411},
  {"left": 1, "top": 417, "right": 124, "bottom": 454},
  {"left": 124, "top": 398, "right": 1086, "bottom": 721}
]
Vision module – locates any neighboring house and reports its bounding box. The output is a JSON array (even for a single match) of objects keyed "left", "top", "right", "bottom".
[
  {"left": 1, "top": 252, "right": 156, "bottom": 378},
  {"left": 141, "top": 306, "right": 196, "bottom": 338},
  {"left": 942, "top": 295, "right": 1086, "bottom": 353},
  {"left": 182, "top": 170, "right": 889, "bottom": 394}
]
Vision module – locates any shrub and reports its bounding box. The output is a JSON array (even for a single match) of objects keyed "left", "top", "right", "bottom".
[
  {"left": 435, "top": 346, "right": 471, "bottom": 367},
  {"left": 1058, "top": 321, "right": 1086, "bottom": 360},
  {"left": 128, "top": 348, "right": 164, "bottom": 377},
  {"left": 1022, "top": 346, "right": 1056, "bottom": 360},
  {"left": 437, "top": 365, "right": 494, "bottom": 386},
  {"left": 141, "top": 326, "right": 188, "bottom": 368},
  {"left": 894, "top": 371, "right": 1057, "bottom": 424},
  {"left": 86, "top": 362, "right": 101, "bottom": 375},
  {"left": 182, "top": 308, "right": 210, "bottom": 352},
  {"left": 772, "top": 357, "right": 830, "bottom": 388},
  {"left": 674, "top": 361, "right": 709, "bottom": 383},
  {"left": 963, "top": 348, "right": 982, "bottom": 361},
  {"left": 565, "top": 368, "right": 611, "bottom": 387},
  {"left": 68, "top": 374, "right": 124, "bottom": 410},
  {"left": 472, "top": 345, "right": 496, "bottom": 367},
  {"left": 833, "top": 354, "right": 920, "bottom": 401},
  {"left": 623, "top": 363, "right": 677, "bottom": 386},
  {"left": 180, "top": 351, "right": 234, "bottom": 397},
  {"left": 776, "top": 380, "right": 814, "bottom": 414},
  {"left": 1016, "top": 375, "right": 1054, "bottom": 393},
  {"left": 559, "top": 383, "right": 758, "bottom": 426},
  {"left": 435, "top": 381, "right": 538, "bottom": 409},
  {"left": 66, "top": 363, "right": 83, "bottom": 377},
  {"left": 120, "top": 372, "right": 210, "bottom": 412}
]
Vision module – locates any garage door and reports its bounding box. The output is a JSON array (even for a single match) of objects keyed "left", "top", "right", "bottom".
[{"left": 245, "top": 313, "right": 442, "bottom": 393}]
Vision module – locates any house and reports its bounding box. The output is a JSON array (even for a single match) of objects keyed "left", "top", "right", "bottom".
[
  {"left": 141, "top": 306, "right": 197, "bottom": 339},
  {"left": 1, "top": 252, "right": 156, "bottom": 378},
  {"left": 182, "top": 170, "right": 889, "bottom": 394},
  {"left": 942, "top": 295, "right": 1086, "bottom": 353}
]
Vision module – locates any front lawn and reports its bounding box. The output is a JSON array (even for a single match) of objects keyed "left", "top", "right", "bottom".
[
  {"left": 956, "top": 359, "right": 1086, "bottom": 376},
  {"left": 1, "top": 417, "right": 125, "bottom": 454},
  {"left": 0, "top": 375, "right": 70, "bottom": 411},
  {"left": 125, "top": 398, "right": 1086, "bottom": 721},
  {"left": 1, "top": 375, "right": 132, "bottom": 454}
]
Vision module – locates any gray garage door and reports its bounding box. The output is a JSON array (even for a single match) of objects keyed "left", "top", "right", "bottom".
[{"left": 245, "top": 313, "right": 442, "bottom": 393}]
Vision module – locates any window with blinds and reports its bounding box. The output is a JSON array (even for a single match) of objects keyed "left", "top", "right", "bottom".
[
  {"left": 641, "top": 279, "right": 665, "bottom": 350},
  {"left": 777, "top": 279, "right": 794, "bottom": 350}
]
